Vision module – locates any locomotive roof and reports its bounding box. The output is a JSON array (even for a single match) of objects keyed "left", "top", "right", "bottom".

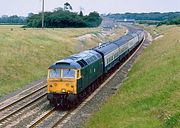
[{"left": 49, "top": 50, "right": 102, "bottom": 69}]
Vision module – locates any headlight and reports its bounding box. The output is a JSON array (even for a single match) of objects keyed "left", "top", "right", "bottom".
[{"left": 62, "top": 89, "right": 66, "bottom": 92}]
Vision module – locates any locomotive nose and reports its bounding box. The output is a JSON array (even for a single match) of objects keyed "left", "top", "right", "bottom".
[{"left": 48, "top": 80, "right": 76, "bottom": 94}]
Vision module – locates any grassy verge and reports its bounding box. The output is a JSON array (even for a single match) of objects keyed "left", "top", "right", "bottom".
[
  {"left": 85, "top": 26, "right": 180, "bottom": 128},
  {"left": 0, "top": 25, "right": 125, "bottom": 98}
]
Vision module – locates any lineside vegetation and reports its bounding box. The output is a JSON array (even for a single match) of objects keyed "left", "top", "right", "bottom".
[{"left": 85, "top": 25, "right": 180, "bottom": 128}]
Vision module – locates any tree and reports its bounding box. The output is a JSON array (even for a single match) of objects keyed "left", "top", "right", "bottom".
[
  {"left": 64, "top": 2, "right": 72, "bottom": 11},
  {"left": 79, "top": 11, "right": 83, "bottom": 16},
  {"left": 0, "top": 15, "right": 25, "bottom": 24},
  {"left": 28, "top": 13, "right": 34, "bottom": 17}
]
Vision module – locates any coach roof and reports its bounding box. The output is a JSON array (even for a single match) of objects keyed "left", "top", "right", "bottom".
[
  {"left": 112, "top": 34, "right": 134, "bottom": 46},
  {"left": 93, "top": 42, "right": 118, "bottom": 55}
]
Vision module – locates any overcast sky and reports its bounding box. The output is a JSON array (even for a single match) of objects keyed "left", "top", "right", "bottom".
[{"left": 0, "top": 0, "right": 180, "bottom": 16}]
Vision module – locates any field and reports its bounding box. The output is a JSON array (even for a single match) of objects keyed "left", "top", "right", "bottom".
[
  {"left": 85, "top": 25, "right": 180, "bottom": 128},
  {"left": 0, "top": 25, "right": 125, "bottom": 98}
]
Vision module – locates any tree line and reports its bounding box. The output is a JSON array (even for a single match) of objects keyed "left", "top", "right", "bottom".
[
  {"left": 0, "top": 15, "right": 25, "bottom": 24},
  {"left": 107, "top": 12, "right": 180, "bottom": 21},
  {"left": 1, "top": 11, "right": 179, "bottom": 26},
  {"left": 157, "top": 18, "right": 180, "bottom": 26},
  {"left": 107, "top": 12, "right": 180, "bottom": 25},
  {"left": 26, "top": 9, "right": 102, "bottom": 28}
]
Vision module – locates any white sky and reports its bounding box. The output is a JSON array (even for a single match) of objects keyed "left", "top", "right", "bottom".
[{"left": 0, "top": 0, "right": 180, "bottom": 16}]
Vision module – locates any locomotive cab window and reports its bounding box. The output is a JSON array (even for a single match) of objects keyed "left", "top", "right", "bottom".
[
  {"left": 62, "top": 69, "right": 75, "bottom": 78},
  {"left": 49, "top": 69, "right": 61, "bottom": 78}
]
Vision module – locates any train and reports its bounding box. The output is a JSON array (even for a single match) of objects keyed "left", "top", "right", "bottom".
[{"left": 47, "top": 27, "right": 145, "bottom": 108}]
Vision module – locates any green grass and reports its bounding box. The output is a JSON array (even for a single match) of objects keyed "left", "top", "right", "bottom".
[
  {"left": 0, "top": 25, "right": 125, "bottom": 98},
  {"left": 144, "top": 25, "right": 177, "bottom": 38},
  {"left": 85, "top": 26, "right": 180, "bottom": 128}
]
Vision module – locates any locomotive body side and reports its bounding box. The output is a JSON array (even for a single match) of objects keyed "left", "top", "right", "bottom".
[{"left": 76, "top": 50, "right": 103, "bottom": 94}]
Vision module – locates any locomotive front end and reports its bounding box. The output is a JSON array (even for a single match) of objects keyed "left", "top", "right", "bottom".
[{"left": 47, "top": 68, "right": 81, "bottom": 107}]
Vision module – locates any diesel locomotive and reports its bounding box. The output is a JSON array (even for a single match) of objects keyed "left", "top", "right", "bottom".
[{"left": 47, "top": 27, "right": 145, "bottom": 108}]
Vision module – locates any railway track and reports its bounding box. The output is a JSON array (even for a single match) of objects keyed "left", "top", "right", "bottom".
[
  {"left": 0, "top": 82, "right": 46, "bottom": 111},
  {"left": 0, "top": 30, "right": 150, "bottom": 128},
  {"left": 0, "top": 82, "right": 47, "bottom": 126},
  {"left": 27, "top": 108, "right": 72, "bottom": 128}
]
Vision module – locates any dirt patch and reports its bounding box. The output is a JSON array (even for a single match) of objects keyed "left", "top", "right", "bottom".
[
  {"left": 76, "top": 34, "right": 95, "bottom": 41},
  {"left": 146, "top": 31, "right": 153, "bottom": 42},
  {"left": 154, "top": 35, "right": 164, "bottom": 40},
  {"left": 75, "top": 31, "right": 114, "bottom": 42}
]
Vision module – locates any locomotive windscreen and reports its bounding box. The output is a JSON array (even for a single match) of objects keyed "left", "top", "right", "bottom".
[
  {"left": 49, "top": 69, "right": 75, "bottom": 79},
  {"left": 49, "top": 69, "right": 61, "bottom": 78},
  {"left": 62, "top": 69, "right": 75, "bottom": 78}
]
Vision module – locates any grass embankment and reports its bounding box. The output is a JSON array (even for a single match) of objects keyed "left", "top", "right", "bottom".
[
  {"left": 86, "top": 26, "right": 180, "bottom": 128},
  {"left": 0, "top": 25, "right": 125, "bottom": 98}
]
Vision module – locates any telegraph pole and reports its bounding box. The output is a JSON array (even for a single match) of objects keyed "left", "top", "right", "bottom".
[{"left": 42, "top": 0, "right": 44, "bottom": 28}]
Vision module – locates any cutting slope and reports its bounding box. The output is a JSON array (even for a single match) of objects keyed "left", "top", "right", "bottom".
[{"left": 86, "top": 26, "right": 180, "bottom": 128}]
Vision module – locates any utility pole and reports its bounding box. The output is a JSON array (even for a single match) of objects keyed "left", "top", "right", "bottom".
[{"left": 42, "top": 0, "right": 44, "bottom": 28}]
